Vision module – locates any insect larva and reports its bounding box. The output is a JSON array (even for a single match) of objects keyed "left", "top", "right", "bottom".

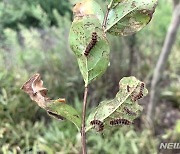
[
  {"left": 140, "top": 82, "right": 144, "bottom": 90},
  {"left": 132, "top": 83, "right": 145, "bottom": 101},
  {"left": 127, "top": 85, "right": 130, "bottom": 92},
  {"left": 47, "top": 111, "right": 65, "bottom": 121},
  {"left": 123, "top": 107, "right": 136, "bottom": 116},
  {"left": 109, "top": 118, "right": 131, "bottom": 126},
  {"left": 84, "top": 32, "right": 97, "bottom": 56},
  {"left": 90, "top": 120, "right": 104, "bottom": 132}
]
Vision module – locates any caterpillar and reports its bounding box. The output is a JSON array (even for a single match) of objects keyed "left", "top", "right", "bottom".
[
  {"left": 123, "top": 107, "right": 136, "bottom": 116},
  {"left": 109, "top": 118, "right": 131, "bottom": 126},
  {"left": 47, "top": 111, "right": 65, "bottom": 121},
  {"left": 90, "top": 119, "right": 104, "bottom": 132},
  {"left": 127, "top": 85, "right": 130, "bottom": 92},
  {"left": 84, "top": 32, "right": 97, "bottom": 56},
  {"left": 132, "top": 82, "right": 145, "bottom": 101}
]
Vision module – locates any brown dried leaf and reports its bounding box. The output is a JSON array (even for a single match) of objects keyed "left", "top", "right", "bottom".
[
  {"left": 21, "top": 74, "right": 82, "bottom": 130},
  {"left": 21, "top": 73, "right": 65, "bottom": 108}
]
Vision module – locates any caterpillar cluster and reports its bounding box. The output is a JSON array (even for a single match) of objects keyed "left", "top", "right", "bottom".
[
  {"left": 131, "top": 83, "right": 145, "bottom": 101},
  {"left": 84, "top": 32, "right": 97, "bottom": 56},
  {"left": 109, "top": 118, "right": 132, "bottom": 126},
  {"left": 123, "top": 107, "right": 136, "bottom": 116},
  {"left": 90, "top": 120, "right": 104, "bottom": 132}
]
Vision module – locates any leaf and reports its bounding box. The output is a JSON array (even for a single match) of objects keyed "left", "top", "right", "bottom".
[
  {"left": 86, "top": 76, "right": 148, "bottom": 132},
  {"left": 69, "top": 15, "right": 110, "bottom": 86},
  {"left": 21, "top": 73, "right": 51, "bottom": 109},
  {"left": 73, "top": 0, "right": 104, "bottom": 23},
  {"left": 107, "top": 0, "right": 125, "bottom": 8},
  {"left": 46, "top": 101, "right": 81, "bottom": 130},
  {"left": 21, "top": 74, "right": 81, "bottom": 130},
  {"left": 105, "top": 0, "right": 158, "bottom": 36}
]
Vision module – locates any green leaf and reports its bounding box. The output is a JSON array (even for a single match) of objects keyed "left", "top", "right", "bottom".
[
  {"left": 69, "top": 15, "right": 110, "bottom": 86},
  {"left": 107, "top": 0, "right": 124, "bottom": 8},
  {"left": 105, "top": 0, "right": 158, "bottom": 36},
  {"left": 86, "top": 76, "right": 148, "bottom": 132},
  {"left": 46, "top": 101, "right": 81, "bottom": 131}
]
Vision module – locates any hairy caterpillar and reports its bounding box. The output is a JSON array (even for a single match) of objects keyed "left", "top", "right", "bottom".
[
  {"left": 131, "top": 83, "right": 145, "bottom": 101},
  {"left": 127, "top": 85, "right": 130, "bottom": 92},
  {"left": 90, "top": 120, "right": 104, "bottom": 132},
  {"left": 109, "top": 118, "right": 131, "bottom": 126},
  {"left": 84, "top": 32, "right": 97, "bottom": 56},
  {"left": 133, "top": 83, "right": 144, "bottom": 101},
  {"left": 123, "top": 107, "right": 136, "bottom": 116}
]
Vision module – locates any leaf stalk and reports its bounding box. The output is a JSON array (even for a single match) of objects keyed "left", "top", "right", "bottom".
[{"left": 102, "top": 0, "right": 114, "bottom": 29}]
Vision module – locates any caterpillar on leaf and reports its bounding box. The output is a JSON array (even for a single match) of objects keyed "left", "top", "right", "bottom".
[
  {"left": 123, "top": 107, "right": 136, "bottom": 116},
  {"left": 90, "top": 119, "right": 104, "bottom": 132},
  {"left": 109, "top": 118, "right": 132, "bottom": 126},
  {"left": 132, "top": 83, "right": 144, "bottom": 101},
  {"left": 84, "top": 32, "right": 97, "bottom": 56}
]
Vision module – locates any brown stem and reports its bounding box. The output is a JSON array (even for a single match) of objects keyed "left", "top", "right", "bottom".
[
  {"left": 102, "top": 5, "right": 110, "bottom": 29},
  {"left": 81, "top": 86, "right": 88, "bottom": 154},
  {"left": 102, "top": 0, "right": 114, "bottom": 30}
]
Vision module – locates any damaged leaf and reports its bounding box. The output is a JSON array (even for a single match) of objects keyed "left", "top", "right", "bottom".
[
  {"left": 73, "top": 0, "right": 104, "bottom": 23},
  {"left": 21, "top": 74, "right": 81, "bottom": 130},
  {"left": 105, "top": 0, "right": 158, "bottom": 36},
  {"left": 46, "top": 101, "right": 82, "bottom": 130},
  {"left": 86, "top": 76, "right": 148, "bottom": 132},
  {"left": 69, "top": 15, "right": 110, "bottom": 86},
  {"left": 21, "top": 73, "right": 50, "bottom": 109}
]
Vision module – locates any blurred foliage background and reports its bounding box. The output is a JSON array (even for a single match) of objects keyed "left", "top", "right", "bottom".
[{"left": 0, "top": 0, "right": 180, "bottom": 153}]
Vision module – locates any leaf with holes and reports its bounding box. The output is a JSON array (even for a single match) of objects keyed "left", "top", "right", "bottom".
[
  {"left": 69, "top": 15, "right": 110, "bottom": 86},
  {"left": 86, "top": 76, "right": 148, "bottom": 132},
  {"left": 73, "top": 0, "right": 104, "bottom": 23},
  {"left": 21, "top": 73, "right": 81, "bottom": 130},
  {"left": 105, "top": 0, "right": 158, "bottom": 36}
]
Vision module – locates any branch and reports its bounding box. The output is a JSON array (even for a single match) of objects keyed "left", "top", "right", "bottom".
[
  {"left": 81, "top": 86, "right": 88, "bottom": 154},
  {"left": 102, "top": 6, "right": 110, "bottom": 29},
  {"left": 102, "top": 0, "right": 114, "bottom": 29}
]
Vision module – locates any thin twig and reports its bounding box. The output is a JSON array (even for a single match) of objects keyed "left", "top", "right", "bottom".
[
  {"left": 102, "top": 5, "right": 110, "bottom": 29},
  {"left": 102, "top": 0, "right": 114, "bottom": 29},
  {"left": 81, "top": 86, "right": 88, "bottom": 154}
]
